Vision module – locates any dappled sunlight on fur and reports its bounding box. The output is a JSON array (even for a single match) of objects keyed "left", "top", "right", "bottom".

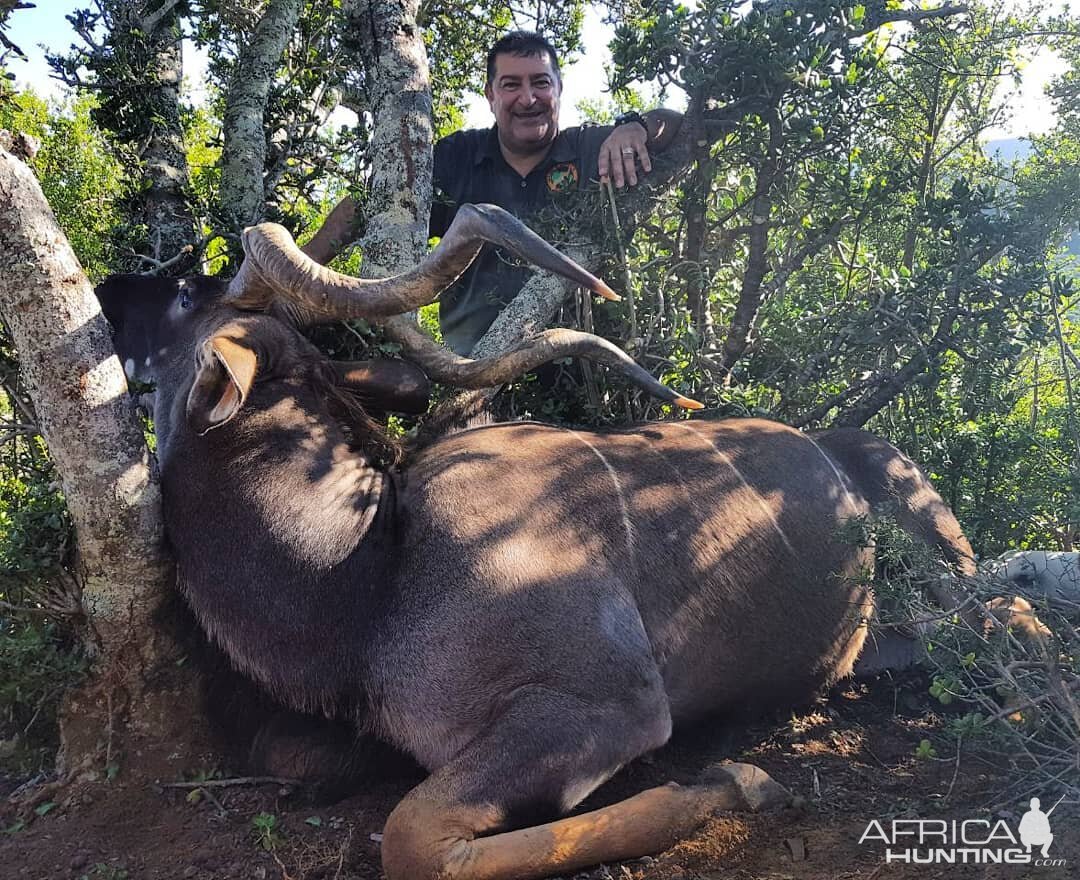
[{"left": 94, "top": 267, "right": 983, "bottom": 880}]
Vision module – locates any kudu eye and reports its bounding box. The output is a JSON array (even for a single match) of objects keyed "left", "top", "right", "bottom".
[{"left": 179, "top": 290, "right": 194, "bottom": 310}]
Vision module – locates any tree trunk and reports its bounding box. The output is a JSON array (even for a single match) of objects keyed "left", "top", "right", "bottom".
[
  {"left": 344, "top": 0, "right": 433, "bottom": 277},
  {"left": 470, "top": 140, "right": 710, "bottom": 358},
  {"left": 220, "top": 0, "right": 304, "bottom": 231},
  {"left": 470, "top": 152, "right": 707, "bottom": 358},
  {"left": 472, "top": 258, "right": 589, "bottom": 359},
  {"left": 135, "top": 1, "right": 198, "bottom": 268},
  {"left": 683, "top": 156, "right": 715, "bottom": 339},
  {"left": 0, "top": 147, "right": 202, "bottom": 782},
  {"left": 716, "top": 112, "right": 781, "bottom": 379}
]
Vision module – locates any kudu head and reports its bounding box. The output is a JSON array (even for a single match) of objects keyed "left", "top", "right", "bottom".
[
  {"left": 98, "top": 204, "right": 700, "bottom": 459},
  {"left": 97, "top": 274, "right": 427, "bottom": 442}
]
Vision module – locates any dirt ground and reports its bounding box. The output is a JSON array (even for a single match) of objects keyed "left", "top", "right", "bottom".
[{"left": 2, "top": 673, "right": 1076, "bottom": 880}]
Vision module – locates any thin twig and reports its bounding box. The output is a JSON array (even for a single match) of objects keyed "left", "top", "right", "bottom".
[
  {"left": 134, "top": 242, "right": 197, "bottom": 275},
  {"left": 1050, "top": 284, "right": 1080, "bottom": 467},
  {"left": 105, "top": 688, "right": 114, "bottom": 771},
  {"left": 161, "top": 776, "right": 300, "bottom": 789},
  {"left": 333, "top": 826, "right": 353, "bottom": 880},
  {"left": 602, "top": 179, "right": 636, "bottom": 340},
  {"left": 943, "top": 735, "right": 963, "bottom": 803},
  {"left": 0, "top": 599, "right": 57, "bottom": 616},
  {"left": 0, "top": 424, "right": 40, "bottom": 444},
  {"left": 21, "top": 685, "right": 63, "bottom": 737},
  {"left": 272, "top": 849, "right": 296, "bottom": 880}
]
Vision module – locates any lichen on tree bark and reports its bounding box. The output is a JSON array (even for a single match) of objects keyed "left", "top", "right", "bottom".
[
  {"left": 344, "top": 0, "right": 433, "bottom": 277},
  {"left": 220, "top": 0, "right": 305, "bottom": 231},
  {"left": 136, "top": 5, "right": 198, "bottom": 267}
]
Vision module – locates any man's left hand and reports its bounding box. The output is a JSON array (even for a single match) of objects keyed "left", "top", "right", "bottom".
[{"left": 598, "top": 122, "right": 651, "bottom": 189}]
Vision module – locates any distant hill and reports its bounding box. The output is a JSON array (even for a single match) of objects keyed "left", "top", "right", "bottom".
[
  {"left": 982, "top": 138, "right": 1080, "bottom": 257},
  {"left": 983, "top": 137, "right": 1031, "bottom": 162}
]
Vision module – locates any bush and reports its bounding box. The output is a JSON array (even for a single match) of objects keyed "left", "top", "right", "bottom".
[
  {"left": 0, "top": 347, "right": 83, "bottom": 776},
  {"left": 0, "top": 620, "right": 85, "bottom": 774},
  {"left": 861, "top": 517, "right": 1080, "bottom": 804}
]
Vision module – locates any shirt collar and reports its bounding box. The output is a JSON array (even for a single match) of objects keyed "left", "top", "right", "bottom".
[{"left": 477, "top": 125, "right": 575, "bottom": 169}]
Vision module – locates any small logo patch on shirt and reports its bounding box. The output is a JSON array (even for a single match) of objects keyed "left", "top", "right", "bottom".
[{"left": 546, "top": 163, "right": 579, "bottom": 193}]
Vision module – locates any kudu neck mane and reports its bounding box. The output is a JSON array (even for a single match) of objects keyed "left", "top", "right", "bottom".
[
  {"left": 408, "top": 388, "right": 497, "bottom": 451},
  {"left": 312, "top": 358, "right": 404, "bottom": 469}
]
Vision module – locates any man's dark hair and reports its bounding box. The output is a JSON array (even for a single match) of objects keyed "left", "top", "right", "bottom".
[{"left": 485, "top": 31, "right": 561, "bottom": 86}]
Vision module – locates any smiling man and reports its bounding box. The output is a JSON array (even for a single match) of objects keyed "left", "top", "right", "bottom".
[
  {"left": 307, "top": 31, "right": 682, "bottom": 355},
  {"left": 484, "top": 40, "right": 562, "bottom": 176}
]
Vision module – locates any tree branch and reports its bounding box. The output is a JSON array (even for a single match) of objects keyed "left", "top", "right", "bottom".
[
  {"left": 834, "top": 242, "right": 1006, "bottom": 427},
  {"left": 857, "top": 4, "right": 969, "bottom": 35},
  {"left": 716, "top": 112, "right": 783, "bottom": 378},
  {"left": 220, "top": 0, "right": 304, "bottom": 230},
  {"left": 138, "top": 0, "right": 183, "bottom": 35}
]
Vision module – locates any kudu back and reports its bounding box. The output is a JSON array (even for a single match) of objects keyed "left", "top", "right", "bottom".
[{"left": 97, "top": 205, "right": 976, "bottom": 880}]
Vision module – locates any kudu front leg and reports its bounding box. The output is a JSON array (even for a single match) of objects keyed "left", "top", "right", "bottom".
[
  {"left": 382, "top": 767, "right": 789, "bottom": 880},
  {"left": 379, "top": 691, "right": 790, "bottom": 880}
]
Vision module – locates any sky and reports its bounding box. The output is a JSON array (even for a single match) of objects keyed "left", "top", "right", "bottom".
[{"left": 3, "top": 1, "right": 1074, "bottom": 139}]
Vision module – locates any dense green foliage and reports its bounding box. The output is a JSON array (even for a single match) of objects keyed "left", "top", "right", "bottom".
[
  {"left": 0, "top": 90, "right": 129, "bottom": 279},
  {"left": 0, "top": 395, "right": 82, "bottom": 772},
  {"left": 587, "top": 0, "right": 1080, "bottom": 556}
]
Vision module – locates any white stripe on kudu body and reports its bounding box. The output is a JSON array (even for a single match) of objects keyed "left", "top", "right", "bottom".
[
  {"left": 565, "top": 428, "right": 636, "bottom": 558},
  {"left": 801, "top": 433, "right": 861, "bottom": 516},
  {"left": 670, "top": 422, "right": 797, "bottom": 558}
]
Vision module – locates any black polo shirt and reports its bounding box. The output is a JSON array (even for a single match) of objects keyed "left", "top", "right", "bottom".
[{"left": 430, "top": 124, "right": 613, "bottom": 354}]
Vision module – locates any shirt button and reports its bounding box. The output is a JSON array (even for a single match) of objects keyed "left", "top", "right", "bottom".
[{"left": 521, "top": 180, "right": 527, "bottom": 188}]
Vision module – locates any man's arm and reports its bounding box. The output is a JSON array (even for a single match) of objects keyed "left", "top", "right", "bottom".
[
  {"left": 597, "top": 108, "right": 684, "bottom": 189},
  {"left": 301, "top": 195, "right": 359, "bottom": 265}
]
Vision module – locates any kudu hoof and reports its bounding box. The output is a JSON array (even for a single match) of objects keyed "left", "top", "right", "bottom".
[{"left": 697, "top": 762, "right": 792, "bottom": 812}]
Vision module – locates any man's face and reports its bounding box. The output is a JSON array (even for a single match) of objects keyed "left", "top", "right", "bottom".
[{"left": 485, "top": 51, "right": 561, "bottom": 155}]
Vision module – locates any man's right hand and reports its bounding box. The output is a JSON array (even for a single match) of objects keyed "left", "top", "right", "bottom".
[
  {"left": 597, "top": 109, "right": 683, "bottom": 190},
  {"left": 598, "top": 122, "right": 651, "bottom": 189}
]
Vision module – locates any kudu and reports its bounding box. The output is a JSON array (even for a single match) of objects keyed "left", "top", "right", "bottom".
[{"left": 97, "top": 204, "right": 978, "bottom": 880}]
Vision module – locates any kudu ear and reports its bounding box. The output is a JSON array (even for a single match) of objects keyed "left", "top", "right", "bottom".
[
  {"left": 187, "top": 333, "right": 259, "bottom": 435},
  {"left": 331, "top": 359, "right": 431, "bottom": 415}
]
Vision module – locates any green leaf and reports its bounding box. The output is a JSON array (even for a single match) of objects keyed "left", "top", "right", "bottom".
[
  {"left": 252, "top": 812, "right": 278, "bottom": 830},
  {"left": 34, "top": 801, "right": 56, "bottom": 817},
  {"left": 915, "top": 739, "right": 937, "bottom": 760},
  {"left": 304, "top": 816, "right": 323, "bottom": 827}
]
